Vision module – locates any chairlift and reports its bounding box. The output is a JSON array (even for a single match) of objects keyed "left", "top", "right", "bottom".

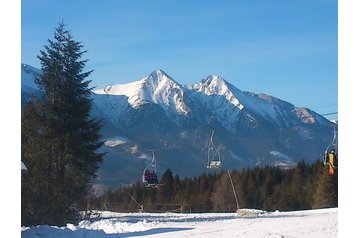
[
  {"left": 142, "top": 150, "right": 159, "bottom": 187},
  {"left": 323, "top": 126, "right": 338, "bottom": 175},
  {"left": 205, "top": 130, "right": 222, "bottom": 169}
]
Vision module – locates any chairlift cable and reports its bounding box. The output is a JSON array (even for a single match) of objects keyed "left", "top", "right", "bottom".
[
  {"left": 301, "top": 111, "right": 338, "bottom": 120},
  {"left": 130, "top": 195, "right": 143, "bottom": 210},
  {"left": 227, "top": 170, "right": 240, "bottom": 211},
  {"left": 321, "top": 112, "right": 338, "bottom": 116},
  {"left": 325, "top": 126, "right": 337, "bottom": 154}
]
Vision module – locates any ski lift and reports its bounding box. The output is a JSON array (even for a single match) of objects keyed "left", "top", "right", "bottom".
[
  {"left": 142, "top": 150, "right": 159, "bottom": 188},
  {"left": 205, "top": 130, "right": 222, "bottom": 169},
  {"left": 323, "top": 126, "right": 338, "bottom": 175}
]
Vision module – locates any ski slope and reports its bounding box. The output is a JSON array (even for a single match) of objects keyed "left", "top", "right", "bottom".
[{"left": 21, "top": 208, "right": 337, "bottom": 238}]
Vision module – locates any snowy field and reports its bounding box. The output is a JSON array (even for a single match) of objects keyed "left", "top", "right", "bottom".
[{"left": 21, "top": 208, "right": 337, "bottom": 238}]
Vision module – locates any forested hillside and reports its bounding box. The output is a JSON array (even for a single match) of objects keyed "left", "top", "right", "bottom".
[{"left": 87, "top": 160, "right": 338, "bottom": 213}]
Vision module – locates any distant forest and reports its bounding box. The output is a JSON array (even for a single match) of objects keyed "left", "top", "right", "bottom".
[{"left": 85, "top": 160, "right": 338, "bottom": 213}]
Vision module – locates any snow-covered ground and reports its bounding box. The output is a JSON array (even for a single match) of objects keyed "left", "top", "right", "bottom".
[{"left": 21, "top": 208, "right": 337, "bottom": 238}]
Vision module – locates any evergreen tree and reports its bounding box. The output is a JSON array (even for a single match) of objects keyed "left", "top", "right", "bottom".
[
  {"left": 311, "top": 166, "right": 338, "bottom": 209},
  {"left": 21, "top": 23, "right": 104, "bottom": 226},
  {"left": 172, "top": 174, "right": 182, "bottom": 200},
  {"left": 159, "top": 169, "right": 174, "bottom": 202},
  {"left": 261, "top": 167, "right": 275, "bottom": 210},
  {"left": 211, "top": 173, "right": 236, "bottom": 212},
  {"left": 289, "top": 161, "right": 308, "bottom": 210}
]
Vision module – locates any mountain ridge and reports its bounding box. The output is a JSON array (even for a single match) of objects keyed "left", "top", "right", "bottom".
[
  {"left": 92, "top": 69, "right": 328, "bottom": 130},
  {"left": 21, "top": 63, "right": 336, "bottom": 189}
]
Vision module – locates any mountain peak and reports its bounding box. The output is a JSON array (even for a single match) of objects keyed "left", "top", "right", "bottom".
[
  {"left": 144, "top": 69, "right": 190, "bottom": 117},
  {"left": 152, "top": 68, "right": 167, "bottom": 75},
  {"left": 206, "top": 74, "right": 225, "bottom": 82},
  {"left": 149, "top": 69, "right": 172, "bottom": 82},
  {"left": 203, "top": 75, "right": 229, "bottom": 90},
  {"left": 189, "top": 75, "right": 244, "bottom": 112},
  {"left": 192, "top": 74, "right": 232, "bottom": 96}
]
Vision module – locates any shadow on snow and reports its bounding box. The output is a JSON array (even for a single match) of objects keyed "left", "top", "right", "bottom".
[{"left": 22, "top": 225, "right": 193, "bottom": 238}]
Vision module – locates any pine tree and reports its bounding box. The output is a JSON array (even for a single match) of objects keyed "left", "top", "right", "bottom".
[
  {"left": 311, "top": 166, "right": 338, "bottom": 209},
  {"left": 289, "top": 161, "right": 308, "bottom": 210},
  {"left": 210, "top": 173, "right": 236, "bottom": 212},
  {"left": 21, "top": 22, "right": 104, "bottom": 226},
  {"left": 158, "top": 169, "right": 174, "bottom": 203}
]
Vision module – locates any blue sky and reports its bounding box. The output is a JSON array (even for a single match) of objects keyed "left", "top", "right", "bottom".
[{"left": 21, "top": 0, "right": 338, "bottom": 120}]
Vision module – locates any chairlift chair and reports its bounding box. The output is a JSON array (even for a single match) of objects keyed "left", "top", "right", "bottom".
[
  {"left": 205, "top": 130, "right": 223, "bottom": 169},
  {"left": 323, "top": 126, "right": 338, "bottom": 175},
  {"left": 206, "top": 160, "right": 222, "bottom": 169},
  {"left": 142, "top": 150, "right": 160, "bottom": 187}
]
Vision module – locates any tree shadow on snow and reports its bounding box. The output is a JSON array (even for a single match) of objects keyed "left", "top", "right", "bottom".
[
  {"left": 88, "top": 214, "right": 238, "bottom": 223},
  {"left": 22, "top": 226, "right": 193, "bottom": 238},
  {"left": 117, "top": 227, "right": 193, "bottom": 237},
  {"left": 254, "top": 213, "right": 309, "bottom": 219}
]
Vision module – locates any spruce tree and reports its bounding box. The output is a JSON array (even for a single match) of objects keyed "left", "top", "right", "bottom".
[
  {"left": 21, "top": 23, "right": 104, "bottom": 226},
  {"left": 311, "top": 166, "right": 338, "bottom": 209},
  {"left": 210, "top": 173, "right": 236, "bottom": 212},
  {"left": 159, "top": 169, "right": 174, "bottom": 202}
]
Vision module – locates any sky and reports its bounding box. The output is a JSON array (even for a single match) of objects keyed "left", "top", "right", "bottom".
[
  {"left": 21, "top": 0, "right": 338, "bottom": 120},
  {"left": 4, "top": 1, "right": 356, "bottom": 236}
]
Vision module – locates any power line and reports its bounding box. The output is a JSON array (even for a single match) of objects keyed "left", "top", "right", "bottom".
[
  {"left": 320, "top": 112, "right": 338, "bottom": 116},
  {"left": 300, "top": 111, "right": 338, "bottom": 120}
]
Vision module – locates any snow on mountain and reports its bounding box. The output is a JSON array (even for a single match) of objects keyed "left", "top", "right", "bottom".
[
  {"left": 22, "top": 63, "right": 325, "bottom": 131},
  {"left": 103, "top": 136, "right": 129, "bottom": 147},
  {"left": 187, "top": 75, "right": 248, "bottom": 130},
  {"left": 93, "top": 70, "right": 191, "bottom": 124},
  {"left": 92, "top": 69, "right": 189, "bottom": 113},
  {"left": 190, "top": 75, "right": 244, "bottom": 110},
  {"left": 21, "top": 63, "right": 41, "bottom": 91},
  {"left": 188, "top": 75, "right": 324, "bottom": 129},
  {"left": 228, "top": 150, "right": 252, "bottom": 165},
  {"left": 230, "top": 88, "right": 295, "bottom": 126},
  {"left": 330, "top": 119, "right": 338, "bottom": 124},
  {"left": 268, "top": 150, "right": 297, "bottom": 168},
  {"left": 269, "top": 150, "right": 294, "bottom": 160},
  {"left": 21, "top": 208, "right": 338, "bottom": 238},
  {"left": 21, "top": 63, "right": 43, "bottom": 109},
  {"left": 190, "top": 75, "right": 287, "bottom": 124}
]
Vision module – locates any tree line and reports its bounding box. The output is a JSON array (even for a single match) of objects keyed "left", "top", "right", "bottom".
[{"left": 87, "top": 160, "right": 338, "bottom": 213}]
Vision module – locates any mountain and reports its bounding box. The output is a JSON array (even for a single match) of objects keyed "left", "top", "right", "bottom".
[
  {"left": 21, "top": 64, "right": 42, "bottom": 109},
  {"left": 21, "top": 63, "right": 336, "bottom": 190},
  {"left": 92, "top": 70, "right": 191, "bottom": 129}
]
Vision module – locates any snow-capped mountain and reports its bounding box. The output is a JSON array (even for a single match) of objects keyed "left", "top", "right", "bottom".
[
  {"left": 92, "top": 69, "right": 190, "bottom": 125},
  {"left": 21, "top": 63, "right": 336, "bottom": 188},
  {"left": 189, "top": 75, "right": 244, "bottom": 110},
  {"left": 21, "top": 64, "right": 42, "bottom": 109},
  {"left": 22, "top": 64, "right": 41, "bottom": 91},
  {"left": 92, "top": 71, "right": 329, "bottom": 133}
]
